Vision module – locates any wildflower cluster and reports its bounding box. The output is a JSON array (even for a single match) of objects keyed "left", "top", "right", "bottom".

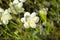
[
  {"left": 0, "top": 0, "right": 26, "bottom": 25},
  {"left": 0, "top": 0, "right": 56, "bottom": 40},
  {"left": 0, "top": 0, "right": 48, "bottom": 28},
  {"left": 9, "top": 0, "right": 25, "bottom": 14}
]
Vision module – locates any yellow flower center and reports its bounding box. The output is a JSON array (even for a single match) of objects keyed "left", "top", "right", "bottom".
[
  {"left": 27, "top": 19, "right": 35, "bottom": 25},
  {"left": 3, "top": 14, "right": 9, "bottom": 20}
]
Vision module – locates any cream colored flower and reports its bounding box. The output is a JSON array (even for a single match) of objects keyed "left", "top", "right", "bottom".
[
  {"left": 9, "top": 1, "right": 24, "bottom": 14},
  {"left": 14, "top": 2, "right": 24, "bottom": 13},
  {"left": 1, "top": 9, "right": 12, "bottom": 24},
  {"left": 21, "top": 12, "right": 39, "bottom": 28}
]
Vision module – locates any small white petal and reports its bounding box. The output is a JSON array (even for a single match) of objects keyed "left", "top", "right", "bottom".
[
  {"left": 8, "top": 8, "right": 11, "bottom": 13},
  {"left": 16, "top": 8, "right": 24, "bottom": 13},
  {"left": 14, "top": 2, "right": 23, "bottom": 8},
  {"left": 3, "top": 20, "right": 8, "bottom": 24},
  {"left": 30, "top": 23, "right": 36, "bottom": 28},
  {"left": 4, "top": 9, "right": 9, "bottom": 14},
  {"left": 21, "top": 18, "right": 25, "bottom": 22},
  {"left": 10, "top": 6, "right": 17, "bottom": 14},
  {"left": 0, "top": 8, "right": 4, "bottom": 12},
  {"left": 31, "top": 12, "right": 36, "bottom": 17},
  {"left": 19, "top": 8, "right": 24, "bottom": 12},
  {"left": 17, "top": 2, "right": 23, "bottom": 8},
  {"left": 24, "top": 22, "right": 29, "bottom": 28},
  {"left": 34, "top": 17, "right": 39, "bottom": 23},
  {"left": 24, "top": 12, "right": 30, "bottom": 17},
  {"left": 30, "top": 17, "right": 39, "bottom": 23}
]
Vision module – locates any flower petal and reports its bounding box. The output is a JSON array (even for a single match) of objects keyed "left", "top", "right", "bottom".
[
  {"left": 34, "top": 17, "right": 39, "bottom": 23},
  {"left": 0, "top": 8, "right": 4, "bottom": 12},
  {"left": 17, "top": 2, "right": 23, "bottom": 8},
  {"left": 1, "top": 10, "right": 12, "bottom": 20},
  {"left": 24, "top": 22, "right": 29, "bottom": 28},
  {"left": 21, "top": 18, "right": 25, "bottom": 22},
  {"left": 3, "top": 20, "right": 8, "bottom": 24},
  {"left": 31, "top": 12, "right": 36, "bottom": 17},
  {"left": 24, "top": 12, "right": 30, "bottom": 17},
  {"left": 30, "top": 23, "right": 36, "bottom": 28}
]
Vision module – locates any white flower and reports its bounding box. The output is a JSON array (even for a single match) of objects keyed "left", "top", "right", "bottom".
[
  {"left": 19, "top": 0, "right": 26, "bottom": 2},
  {"left": 9, "top": 2, "right": 24, "bottom": 14},
  {"left": 21, "top": 12, "right": 39, "bottom": 28},
  {"left": 14, "top": 2, "right": 24, "bottom": 13},
  {"left": 21, "top": 17, "right": 25, "bottom": 22},
  {"left": 1, "top": 9, "right": 12, "bottom": 24}
]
